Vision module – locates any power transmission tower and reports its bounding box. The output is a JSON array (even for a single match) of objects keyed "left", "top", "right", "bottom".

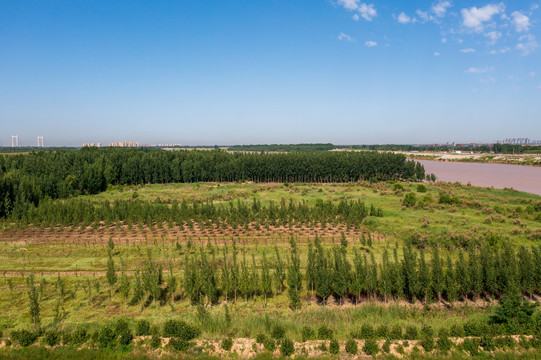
[
  {"left": 37, "top": 136, "right": 44, "bottom": 147},
  {"left": 11, "top": 135, "right": 19, "bottom": 147}
]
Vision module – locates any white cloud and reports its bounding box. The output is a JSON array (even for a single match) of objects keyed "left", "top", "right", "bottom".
[
  {"left": 337, "top": 0, "right": 359, "bottom": 11},
  {"left": 416, "top": 10, "right": 434, "bottom": 22},
  {"left": 432, "top": 1, "right": 452, "bottom": 17},
  {"left": 460, "top": 48, "right": 476, "bottom": 53},
  {"left": 485, "top": 31, "right": 502, "bottom": 44},
  {"left": 338, "top": 32, "right": 355, "bottom": 42},
  {"left": 434, "top": 52, "right": 441, "bottom": 56},
  {"left": 441, "top": 37, "right": 447, "bottom": 43},
  {"left": 517, "top": 34, "right": 538, "bottom": 55},
  {"left": 337, "top": 0, "right": 376, "bottom": 21},
  {"left": 531, "top": 4, "right": 539, "bottom": 11},
  {"left": 461, "top": 3, "right": 505, "bottom": 32},
  {"left": 397, "top": 12, "right": 411, "bottom": 24},
  {"left": 511, "top": 11, "right": 530, "bottom": 32},
  {"left": 465, "top": 67, "right": 492, "bottom": 74},
  {"left": 489, "top": 47, "right": 510, "bottom": 54},
  {"left": 365, "top": 40, "right": 378, "bottom": 47},
  {"left": 359, "top": 3, "right": 377, "bottom": 21}
]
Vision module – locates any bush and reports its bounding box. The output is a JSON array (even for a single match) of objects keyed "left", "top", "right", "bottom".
[
  {"left": 480, "top": 335, "right": 495, "bottom": 351},
  {"left": 12, "top": 330, "right": 38, "bottom": 347},
  {"left": 450, "top": 324, "right": 465, "bottom": 337},
  {"left": 61, "top": 331, "right": 72, "bottom": 345},
  {"left": 462, "top": 338, "right": 480, "bottom": 356},
  {"left": 361, "top": 323, "right": 375, "bottom": 339},
  {"left": 345, "top": 339, "right": 357, "bottom": 355},
  {"left": 317, "top": 325, "right": 333, "bottom": 340},
  {"left": 436, "top": 329, "right": 453, "bottom": 353},
  {"left": 118, "top": 329, "right": 133, "bottom": 346},
  {"left": 301, "top": 326, "right": 315, "bottom": 342},
  {"left": 72, "top": 327, "right": 89, "bottom": 345},
  {"left": 329, "top": 339, "right": 339, "bottom": 355},
  {"left": 390, "top": 324, "right": 403, "bottom": 340},
  {"left": 271, "top": 324, "right": 285, "bottom": 339},
  {"left": 256, "top": 333, "right": 267, "bottom": 344},
  {"left": 439, "top": 192, "right": 460, "bottom": 205},
  {"left": 363, "top": 338, "right": 379, "bottom": 356},
  {"left": 420, "top": 336, "right": 434, "bottom": 352},
  {"left": 221, "top": 337, "right": 233, "bottom": 351},
  {"left": 382, "top": 339, "right": 391, "bottom": 353},
  {"left": 150, "top": 334, "right": 161, "bottom": 349},
  {"left": 463, "top": 321, "right": 482, "bottom": 337},
  {"left": 115, "top": 318, "right": 130, "bottom": 335},
  {"left": 280, "top": 339, "right": 295, "bottom": 357},
  {"left": 162, "top": 320, "right": 200, "bottom": 340},
  {"left": 405, "top": 325, "right": 418, "bottom": 340},
  {"left": 136, "top": 319, "right": 151, "bottom": 336},
  {"left": 97, "top": 325, "right": 117, "bottom": 348},
  {"left": 376, "top": 325, "right": 389, "bottom": 339},
  {"left": 263, "top": 338, "right": 276, "bottom": 351},
  {"left": 169, "top": 338, "right": 190, "bottom": 352},
  {"left": 44, "top": 330, "right": 61, "bottom": 347},
  {"left": 421, "top": 325, "right": 434, "bottom": 338},
  {"left": 417, "top": 184, "right": 427, "bottom": 193},
  {"left": 403, "top": 193, "right": 417, "bottom": 207}
]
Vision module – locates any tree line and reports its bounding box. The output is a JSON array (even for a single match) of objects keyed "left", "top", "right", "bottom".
[
  {"left": 0, "top": 148, "right": 424, "bottom": 218},
  {"left": 13, "top": 197, "right": 382, "bottom": 228}
]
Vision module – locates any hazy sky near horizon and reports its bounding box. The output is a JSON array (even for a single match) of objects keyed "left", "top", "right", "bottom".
[{"left": 1, "top": 0, "right": 540, "bottom": 146}]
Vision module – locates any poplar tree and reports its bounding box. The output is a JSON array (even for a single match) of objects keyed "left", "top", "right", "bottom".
[
  {"left": 27, "top": 273, "right": 40, "bottom": 331},
  {"left": 231, "top": 240, "right": 240, "bottom": 301},
  {"left": 455, "top": 251, "right": 469, "bottom": 298},
  {"left": 518, "top": 246, "right": 534, "bottom": 299},
  {"left": 119, "top": 272, "right": 131, "bottom": 309},
  {"left": 402, "top": 244, "right": 418, "bottom": 302},
  {"left": 532, "top": 246, "right": 541, "bottom": 293},
  {"left": 251, "top": 253, "right": 260, "bottom": 298},
  {"left": 315, "top": 244, "right": 331, "bottom": 303},
  {"left": 367, "top": 253, "right": 378, "bottom": 300},
  {"left": 381, "top": 248, "right": 393, "bottom": 302},
  {"left": 418, "top": 249, "right": 430, "bottom": 302},
  {"left": 391, "top": 245, "right": 404, "bottom": 299},
  {"left": 221, "top": 246, "right": 232, "bottom": 301},
  {"left": 332, "top": 247, "right": 347, "bottom": 305},
  {"left": 106, "top": 249, "right": 117, "bottom": 294},
  {"left": 431, "top": 247, "right": 444, "bottom": 301},
  {"left": 480, "top": 246, "right": 498, "bottom": 298},
  {"left": 306, "top": 240, "right": 316, "bottom": 295},
  {"left": 261, "top": 252, "right": 272, "bottom": 305},
  {"left": 273, "top": 245, "right": 285, "bottom": 294},
  {"left": 129, "top": 270, "right": 144, "bottom": 305},
  {"left": 287, "top": 238, "right": 302, "bottom": 309},
  {"left": 468, "top": 247, "right": 482, "bottom": 299},
  {"left": 240, "top": 249, "right": 251, "bottom": 302},
  {"left": 350, "top": 248, "right": 363, "bottom": 305},
  {"left": 445, "top": 255, "right": 458, "bottom": 303}
]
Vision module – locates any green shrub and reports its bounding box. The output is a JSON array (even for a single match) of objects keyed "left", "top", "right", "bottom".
[
  {"left": 450, "top": 324, "right": 465, "bottom": 337},
  {"left": 420, "top": 336, "right": 434, "bottom": 352},
  {"left": 150, "top": 334, "right": 161, "bottom": 349},
  {"left": 169, "top": 338, "right": 190, "bottom": 352},
  {"left": 61, "top": 331, "right": 72, "bottom": 345},
  {"left": 97, "top": 325, "right": 117, "bottom": 348},
  {"left": 263, "top": 338, "right": 276, "bottom": 351},
  {"left": 44, "top": 330, "right": 61, "bottom": 347},
  {"left": 221, "top": 337, "right": 233, "bottom": 351},
  {"left": 382, "top": 339, "right": 391, "bottom": 353},
  {"left": 72, "top": 327, "right": 89, "bottom": 345},
  {"left": 329, "top": 339, "right": 339, "bottom": 355},
  {"left": 118, "top": 329, "right": 133, "bottom": 346},
  {"left": 115, "top": 318, "right": 130, "bottom": 335},
  {"left": 345, "top": 339, "right": 357, "bottom": 355},
  {"left": 271, "top": 324, "right": 285, "bottom": 339},
  {"left": 361, "top": 323, "right": 375, "bottom": 339},
  {"left": 256, "top": 333, "right": 267, "bottom": 344},
  {"left": 390, "top": 324, "right": 403, "bottom": 339},
  {"left": 12, "top": 330, "right": 38, "bottom": 347},
  {"left": 301, "top": 326, "right": 315, "bottom": 342},
  {"left": 317, "top": 325, "right": 333, "bottom": 340},
  {"left": 376, "top": 325, "right": 389, "bottom": 339},
  {"left": 405, "top": 325, "right": 418, "bottom": 340},
  {"left": 421, "top": 325, "right": 434, "bottom": 338},
  {"left": 162, "top": 320, "right": 200, "bottom": 340},
  {"left": 462, "top": 338, "right": 480, "bottom": 356},
  {"left": 480, "top": 335, "right": 495, "bottom": 351},
  {"left": 417, "top": 184, "right": 427, "bottom": 193},
  {"left": 363, "top": 338, "right": 379, "bottom": 356},
  {"left": 280, "top": 339, "right": 295, "bottom": 357},
  {"left": 403, "top": 193, "right": 417, "bottom": 207},
  {"left": 136, "top": 319, "right": 151, "bottom": 336},
  {"left": 463, "top": 321, "right": 482, "bottom": 337},
  {"left": 318, "top": 342, "right": 327, "bottom": 352},
  {"left": 436, "top": 329, "right": 453, "bottom": 353}
]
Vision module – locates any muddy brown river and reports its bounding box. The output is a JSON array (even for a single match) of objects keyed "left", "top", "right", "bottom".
[{"left": 417, "top": 160, "right": 541, "bottom": 196}]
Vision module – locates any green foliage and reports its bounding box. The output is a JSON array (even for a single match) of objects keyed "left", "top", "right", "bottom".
[
  {"left": 150, "top": 334, "right": 161, "bottom": 349},
  {"left": 405, "top": 325, "right": 418, "bottom": 340},
  {"left": 221, "top": 337, "right": 233, "bottom": 351},
  {"left": 97, "top": 325, "right": 117, "bottom": 348},
  {"left": 403, "top": 192, "right": 417, "bottom": 208},
  {"left": 329, "top": 339, "right": 339, "bottom": 355},
  {"left": 361, "top": 324, "right": 375, "bottom": 339},
  {"left": 135, "top": 319, "right": 151, "bottom": 336},
  {"left": 71, "top": 327, "right": 89, "bottom": 345},
  {"left": 345, "top": 339, "right": 358, "bottom": 354},
  {"left": 168, "top": 338, "right": 190, "bottom": 352},
  {"left": 317, "top": 325, "right": 333, "bottom": 340},
  {"left": 301, "top": 326, "right": 315, "bottom": 342},
  {"left": 363, "top": 338, "right": 379, "bottom": 356},
  {"left": 417, "top": 184, "right": 427, "bottom": 193},
  {"left": 263, "top": 337, "right": 276, "bottom": 351},
  {"left": 491, "top": 292, "right": 539, "bottom": 333},
  {"left": 11, "top": 330, "right": 38, "bottom": 347},
  {"left": 44, "top": 329, "right": 61, "bottom": 347},
  {"left": 462, "top": 338, "right": 480, "bottom": 356},
  {"left": 162, "top": 320, "right": 200, "bottom": 340},
  {"left": 271, "top": 324, "right": 285, "bottom": 340},
  {"left": 280, "top": 339, "right": 295, "bottom": 357}
]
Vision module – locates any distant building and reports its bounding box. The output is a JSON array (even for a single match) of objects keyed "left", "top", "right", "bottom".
[{"left": 109, "top": 142, "right": 140, "bottom": 147}]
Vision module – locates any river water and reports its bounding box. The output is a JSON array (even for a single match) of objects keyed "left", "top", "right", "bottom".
[{"left": 417, "top": 160, "right": 541, "bottom": 196}]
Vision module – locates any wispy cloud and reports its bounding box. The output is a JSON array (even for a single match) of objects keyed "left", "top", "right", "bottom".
[
  {"left": 461, "top": 3, "right": 505, "bottom": 32},
  {"left": 431, "top": 1, "right": 452, "bottom": 18},
  {"left": 460, "top": 48, "right": 476, "bottom": 53},
  {"left": 465, "top": 67, "right": 493, "bottom": 74},
  {"left": 397, "top": 12, "right": 411, "bottom": 24},
  {"left": 489, "top": 47, "right": 510, "bottom": 54},
  {"left": 434, "top": 52, "right": 441, "bottom": 56},
  {"left": 511, "top": 11, "right": 530, "bottom": 32},
  {"left": 365, "top": 40, "right": 377, "bottom": 47},
  {"left": 337, "top": 0, "right": 377, "bottom": 21},
  {"left": 516, "top": 34, "right": 538, "bottom": 55},
  {"left": 485, "top": 31, "right": 502, "bottom": 45},
  {"left": 338, "top": 32, "right": 355, "bottom": 42}
]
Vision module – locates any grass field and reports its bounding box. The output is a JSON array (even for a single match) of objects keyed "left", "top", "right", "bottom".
[{"left": 0, "top": 181, "right": 540, "bottom": 358}]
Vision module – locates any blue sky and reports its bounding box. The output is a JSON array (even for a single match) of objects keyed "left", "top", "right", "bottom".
[{"left": 0, "top": 0, "right": 540, "bottom": 146}]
